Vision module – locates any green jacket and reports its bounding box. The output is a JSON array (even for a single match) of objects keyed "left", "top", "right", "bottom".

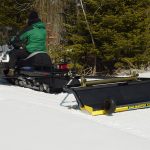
[{"left": 19, "top": 21, "right": 47, "bottom": 53}]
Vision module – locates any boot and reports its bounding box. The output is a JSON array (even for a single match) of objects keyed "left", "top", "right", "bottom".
[{"left": 7, "top": 68, "right": 15, "bottom": 76}]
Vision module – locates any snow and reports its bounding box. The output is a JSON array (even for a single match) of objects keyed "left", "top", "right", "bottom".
[
  {"left": 0, "top": 73, "right": 150, "bottom": 150},
  {"left": 139, "top": 72, "right": 150, "bottom": 78}
]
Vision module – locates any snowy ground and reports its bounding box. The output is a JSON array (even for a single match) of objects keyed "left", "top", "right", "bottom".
[{"left": 0, "top": 72, "right": 150, "bottom": 150}]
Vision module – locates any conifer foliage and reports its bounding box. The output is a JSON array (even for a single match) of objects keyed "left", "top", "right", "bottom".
[
  {"left": 0, "top": 0, "right": 34, "bottom": 28},
  {"left": 64, "top": 0, "right": 150, "bottom": 73},
  {"left": 0, "top": 0, "right": 35, "bottom": 44}
]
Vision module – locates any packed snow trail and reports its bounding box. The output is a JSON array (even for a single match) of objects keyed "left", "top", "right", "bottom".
[{"left": 0, "top": 78, "right": 150, "bottom": 150}]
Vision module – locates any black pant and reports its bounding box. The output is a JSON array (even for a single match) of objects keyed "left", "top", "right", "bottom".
[{"left": 8, "top": 49, "right": 30, "bottom": 68}]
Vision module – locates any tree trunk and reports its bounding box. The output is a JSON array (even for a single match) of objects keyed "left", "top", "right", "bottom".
[{"left": 34, "top": 0, "right": 65, "bottom": 48}]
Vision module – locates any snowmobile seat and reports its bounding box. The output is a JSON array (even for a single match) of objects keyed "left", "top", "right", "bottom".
[{"left": 17, "top": 51, "right": 52, "bottom": 69}]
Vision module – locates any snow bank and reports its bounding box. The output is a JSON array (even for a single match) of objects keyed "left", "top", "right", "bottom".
[{"left": 0, "top": 75, "right": 150, "bottom": 150}]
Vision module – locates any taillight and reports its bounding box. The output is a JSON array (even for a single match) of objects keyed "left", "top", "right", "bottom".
[{"left": 58, "top": 64, "right": 68, "bottom": 70}]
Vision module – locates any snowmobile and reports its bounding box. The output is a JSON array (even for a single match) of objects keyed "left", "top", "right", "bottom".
[{"left": 0, "top": 39, "right": 79, "bottom": 93}]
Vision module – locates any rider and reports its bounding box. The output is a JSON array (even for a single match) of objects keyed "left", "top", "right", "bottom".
[{"left": 7, "top": 10, "right": 47, "bottom": 76}]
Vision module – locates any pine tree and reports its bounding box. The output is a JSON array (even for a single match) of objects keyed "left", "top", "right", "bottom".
[
  {"left": 0, "top": 0, "right": 35, "bottom": 28},
  {"left": 0, "top": 0, "right": 35, "bottom": 44},
  {"left": 64, "top": 0, "right": 150, "bottom": 73}
]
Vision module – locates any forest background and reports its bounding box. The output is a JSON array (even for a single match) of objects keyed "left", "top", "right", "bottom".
[{"left": 0, "top": 0, "right": 150, "bottom": 75}]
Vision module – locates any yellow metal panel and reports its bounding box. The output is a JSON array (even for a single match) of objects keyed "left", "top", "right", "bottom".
[
  {"left": 80, "top": 102, "right": 150, "bottom": 116},
  {"left": 115, "top": 106, "right": 128, "bottom": 112},
  {"left": 81, "top": 105, "right": 105, "bottom": 116}
]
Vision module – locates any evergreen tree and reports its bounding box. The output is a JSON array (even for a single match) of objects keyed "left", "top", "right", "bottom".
[
  {"left": 0, "top": 0, "right": 35, "bottom": 28},
  {"left": 0, "top": 0, "right": 35, "bottom": 44},
  {"left": 64, "top": 0, "right": 150, "bottom": 73}
]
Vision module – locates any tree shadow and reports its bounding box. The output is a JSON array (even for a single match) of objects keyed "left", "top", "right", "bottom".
[
  {"left": 0, "top": 78, "right": 11, "bottom": 86},
  {"left": 60, "top": 93, "right": 79, "bottom": 110}
]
